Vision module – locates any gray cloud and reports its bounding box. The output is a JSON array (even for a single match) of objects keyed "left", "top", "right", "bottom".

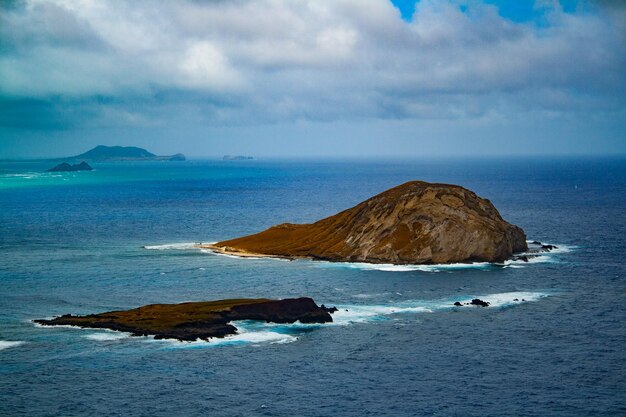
[{"left": 0, "top": 0, "right": 625, "bottom": 129}]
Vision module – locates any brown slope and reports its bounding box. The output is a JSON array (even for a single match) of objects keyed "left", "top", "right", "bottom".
[{"left": 205, "top": 181, "right": 527, "bottom": 264}]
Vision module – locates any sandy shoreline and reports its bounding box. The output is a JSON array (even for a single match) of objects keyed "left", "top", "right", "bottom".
[{"left": 195, "top": 244, "right": 296, "bottom": 260}]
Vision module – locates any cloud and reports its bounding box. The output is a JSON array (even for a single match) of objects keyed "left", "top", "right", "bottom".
[
  {"left": 0, "top": 0, "right": 624, "bottom": 129},
  {"left": 178, "top": 41, "right": 243, "bottom": 91}
]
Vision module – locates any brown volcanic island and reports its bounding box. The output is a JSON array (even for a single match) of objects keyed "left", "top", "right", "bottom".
[
  {"left": 202, "top": 181, "right": 527, "bottom": 264},
  {"left": 35, "top": 297, "right": 335, "bottom": 341}
]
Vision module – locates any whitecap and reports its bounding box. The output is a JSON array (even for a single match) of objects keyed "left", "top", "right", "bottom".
[
  {"left": 330, "top": 304, "right": 432, "bottom": 325},
  {"left": 316, "top": 260, "right": 495, "bottom": 272},
  {"left": 328, "top": 291, "right": 550, "bottom": 324},
  {"left": 504, "top": 255, "right": 554, "bottom": 267},
  {"left": 314, "top": 242, "right": 574, "bottom": 272},
  {"left": 525, "top": 241, "right": 577, "bottom": 255},
  {"left": 154, "top": 292, "right": 553, "bottom": 346},
  {"left": 159, "top": 326, "right": 297, "bottom": 349},
  {"left": 537, "top": 243, "right": 576, "bottom": 254},
  {"left": 143, "top": 242, "right": 200, "bottom": 250},
  {"left": 31, "top": 319, "right": 84, "bottom": 329},
  {"left": 213, "top": 329, "right": 297, "bottom": 346},
  {"left": 0, "top": 341, "right": 25, "bottom": 351},
  {"left": 82, "top": 332, "right": 130, "bottom": 341},
  {"left": 353, "top": 293, "right": 390, "bottom": 299},
  {"left": 31, "top": 292, "right": 551, "bottom": 350},
  {"left": 458, "top": 291, "right": 549, "bottom": 308}
]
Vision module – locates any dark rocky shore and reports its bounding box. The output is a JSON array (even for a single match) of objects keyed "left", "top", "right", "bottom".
[
  {"left": 35, "top": 297, "right": 335, "bottom": 341},
  {"left": 510, "top": 240, "right": 559, "bottom": 263}
]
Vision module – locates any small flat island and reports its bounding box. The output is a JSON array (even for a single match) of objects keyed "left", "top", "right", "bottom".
[
  {"left": 35, "top": 297, "right": 336, "bottom": 341},
  {"left": 200, "top": 181, "right": 528, "bottom": 264},
  {"left": 223, "top": 155, "right": 254, "bottom": 161}
]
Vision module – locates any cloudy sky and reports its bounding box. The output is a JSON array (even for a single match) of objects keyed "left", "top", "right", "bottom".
[{"left": 1, "top": 0, "right": 625, "bottom": 158}]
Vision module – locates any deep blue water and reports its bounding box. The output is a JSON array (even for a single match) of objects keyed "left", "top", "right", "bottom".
[{"left": 1, "top": 157, "right": 625, "bottom": 416}]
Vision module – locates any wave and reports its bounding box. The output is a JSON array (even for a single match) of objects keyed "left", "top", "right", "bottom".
[
  {"left": 463, "top": 291, "right": 548, "bottom": 308},
  {"left": 143, "top": 242, "right": 202, "bottom": 250},
  {"left": 0, "top": 340, "right": 25, "bottom": 351},
  {"left": 329, "top": 291, "right": 549, "bottom": 324},
  {"left": 32, "top": 319, "right": 87, "bottom": 330},
  {"left": 524, "top": 241, "right": 577, "bottom": 255},
  {"left": 142, "top": 240, "right": 574, "bottom": 271},
  {"left": 316, "top": 242, "right": 575, "bottom": 272},
  {"left": 157, "top": 321, "right": 298, "bottom": 349},
  {"left": 32, "top": 291, "right": 550, "bottom": 349},
  {"left": 82, "top": 332, "right": 130, "bottom": 341},
  {"left": 316, "top": 260, "right": 497, "bottom": 272}
]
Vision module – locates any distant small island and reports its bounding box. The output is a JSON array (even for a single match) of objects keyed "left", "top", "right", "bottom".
[
  {"left": 35, "top": 297, "right": 336, "bottom": 341},
  {"left": 67, "top": 145, "right": 185, "bottom": 162},
  {"left": 223, "top": 155, "right": 254, "bottom": 161},
  {"left": 47, "top": 161, "right": 93, "bottom": 172},
  {"left": 200, "top": 181, "right": 528, "bottom": 265}
]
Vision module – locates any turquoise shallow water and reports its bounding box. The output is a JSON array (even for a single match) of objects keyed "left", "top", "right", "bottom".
[{"left": 1, "top": 157, "right": 625, "bottom": 416}]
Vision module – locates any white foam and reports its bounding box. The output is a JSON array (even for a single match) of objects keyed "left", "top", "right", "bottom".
[
  {"left": 213, "top": 329, "right": 297, "bottom": 346},
  {"left": 30, "top": 292, "right": 551, "bottom": 350},
  {"left": 143, "top": 242, "right": 200, "bottom": 250},
  {"left": 329, "top": 291, "right": 550, "bottom": 323},
  {"left": 82, "top": 332, "right": 130, "bottom": 341},
  {"left": 539, "top": 243, "right": 576, "bottom": 254},
  {"left": 466, "top": 291, "right": 548, "bottom": 308},
  {"left": 525, "top": 241, "right": 577, "bottom": 255},
  {"left": 504, "top": 255, "right": 554, "bottom": 267},
  {"left": 0, "top": 341, "right": 25, "bottom": 351},
  {"left": 353, "top": 293, "right": 390, "bottom": 299},
  {"left": 331, "top": 304, "right": 432, "bottom": 324},
  {"left": 317, "top": 260, "right": 495, "bottom": 272},
  {"left": 145, "top": 239, "right": 573, "bottom": 271},
  {"left": 159, "top": 327, "right": 297, "bottom": 349},
  {"left": 4, "top": 173, "right": 40, "bottom": 179},
  {"left": 31, "top": 318, "right": 79, "bottom": 329},
  {"left": 314, "top": 242, "right": 574, "bottom": 272}
]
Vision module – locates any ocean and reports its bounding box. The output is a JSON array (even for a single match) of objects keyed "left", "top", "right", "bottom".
[{"left": 1, "top": 157, "right": 625, "bottom": 416}]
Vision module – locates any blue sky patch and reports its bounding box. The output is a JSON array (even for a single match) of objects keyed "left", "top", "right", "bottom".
[{"left": 391, "top": 0, "right": 586, "bottom": 23}]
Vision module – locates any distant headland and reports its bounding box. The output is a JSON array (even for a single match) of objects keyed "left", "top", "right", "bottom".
[
  {"left": 68, "top": 145, "right": 185, "bottom": 162},
  {"left": 200, "top": 181, "right": 528, "bottom": 265}
]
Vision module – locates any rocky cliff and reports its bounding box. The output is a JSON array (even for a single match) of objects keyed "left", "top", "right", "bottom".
[{"left": 206, "top": 181, "right": 527, "bottom": 264}]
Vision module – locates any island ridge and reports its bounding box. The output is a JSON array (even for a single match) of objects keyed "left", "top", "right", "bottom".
[{"left": 201, "top": 181, "right": 527, "bottom": 264}]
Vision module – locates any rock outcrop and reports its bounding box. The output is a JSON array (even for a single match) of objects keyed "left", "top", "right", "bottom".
[
  {"left": 34, "top": 297, "right": 334, "bottom": 341},
  {"left": 453, "top": 299, "right": 491, "bottom": 307},
  {"left": 47, "top": 161, "right": 93, "bottom": 172},
  {"left": 203, "top": 181, "right": 527, "bottom": 264}
]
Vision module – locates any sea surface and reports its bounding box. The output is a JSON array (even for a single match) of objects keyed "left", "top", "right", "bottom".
[{"left": 1, "top": 157, "right": 625, "bottom": 416}]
